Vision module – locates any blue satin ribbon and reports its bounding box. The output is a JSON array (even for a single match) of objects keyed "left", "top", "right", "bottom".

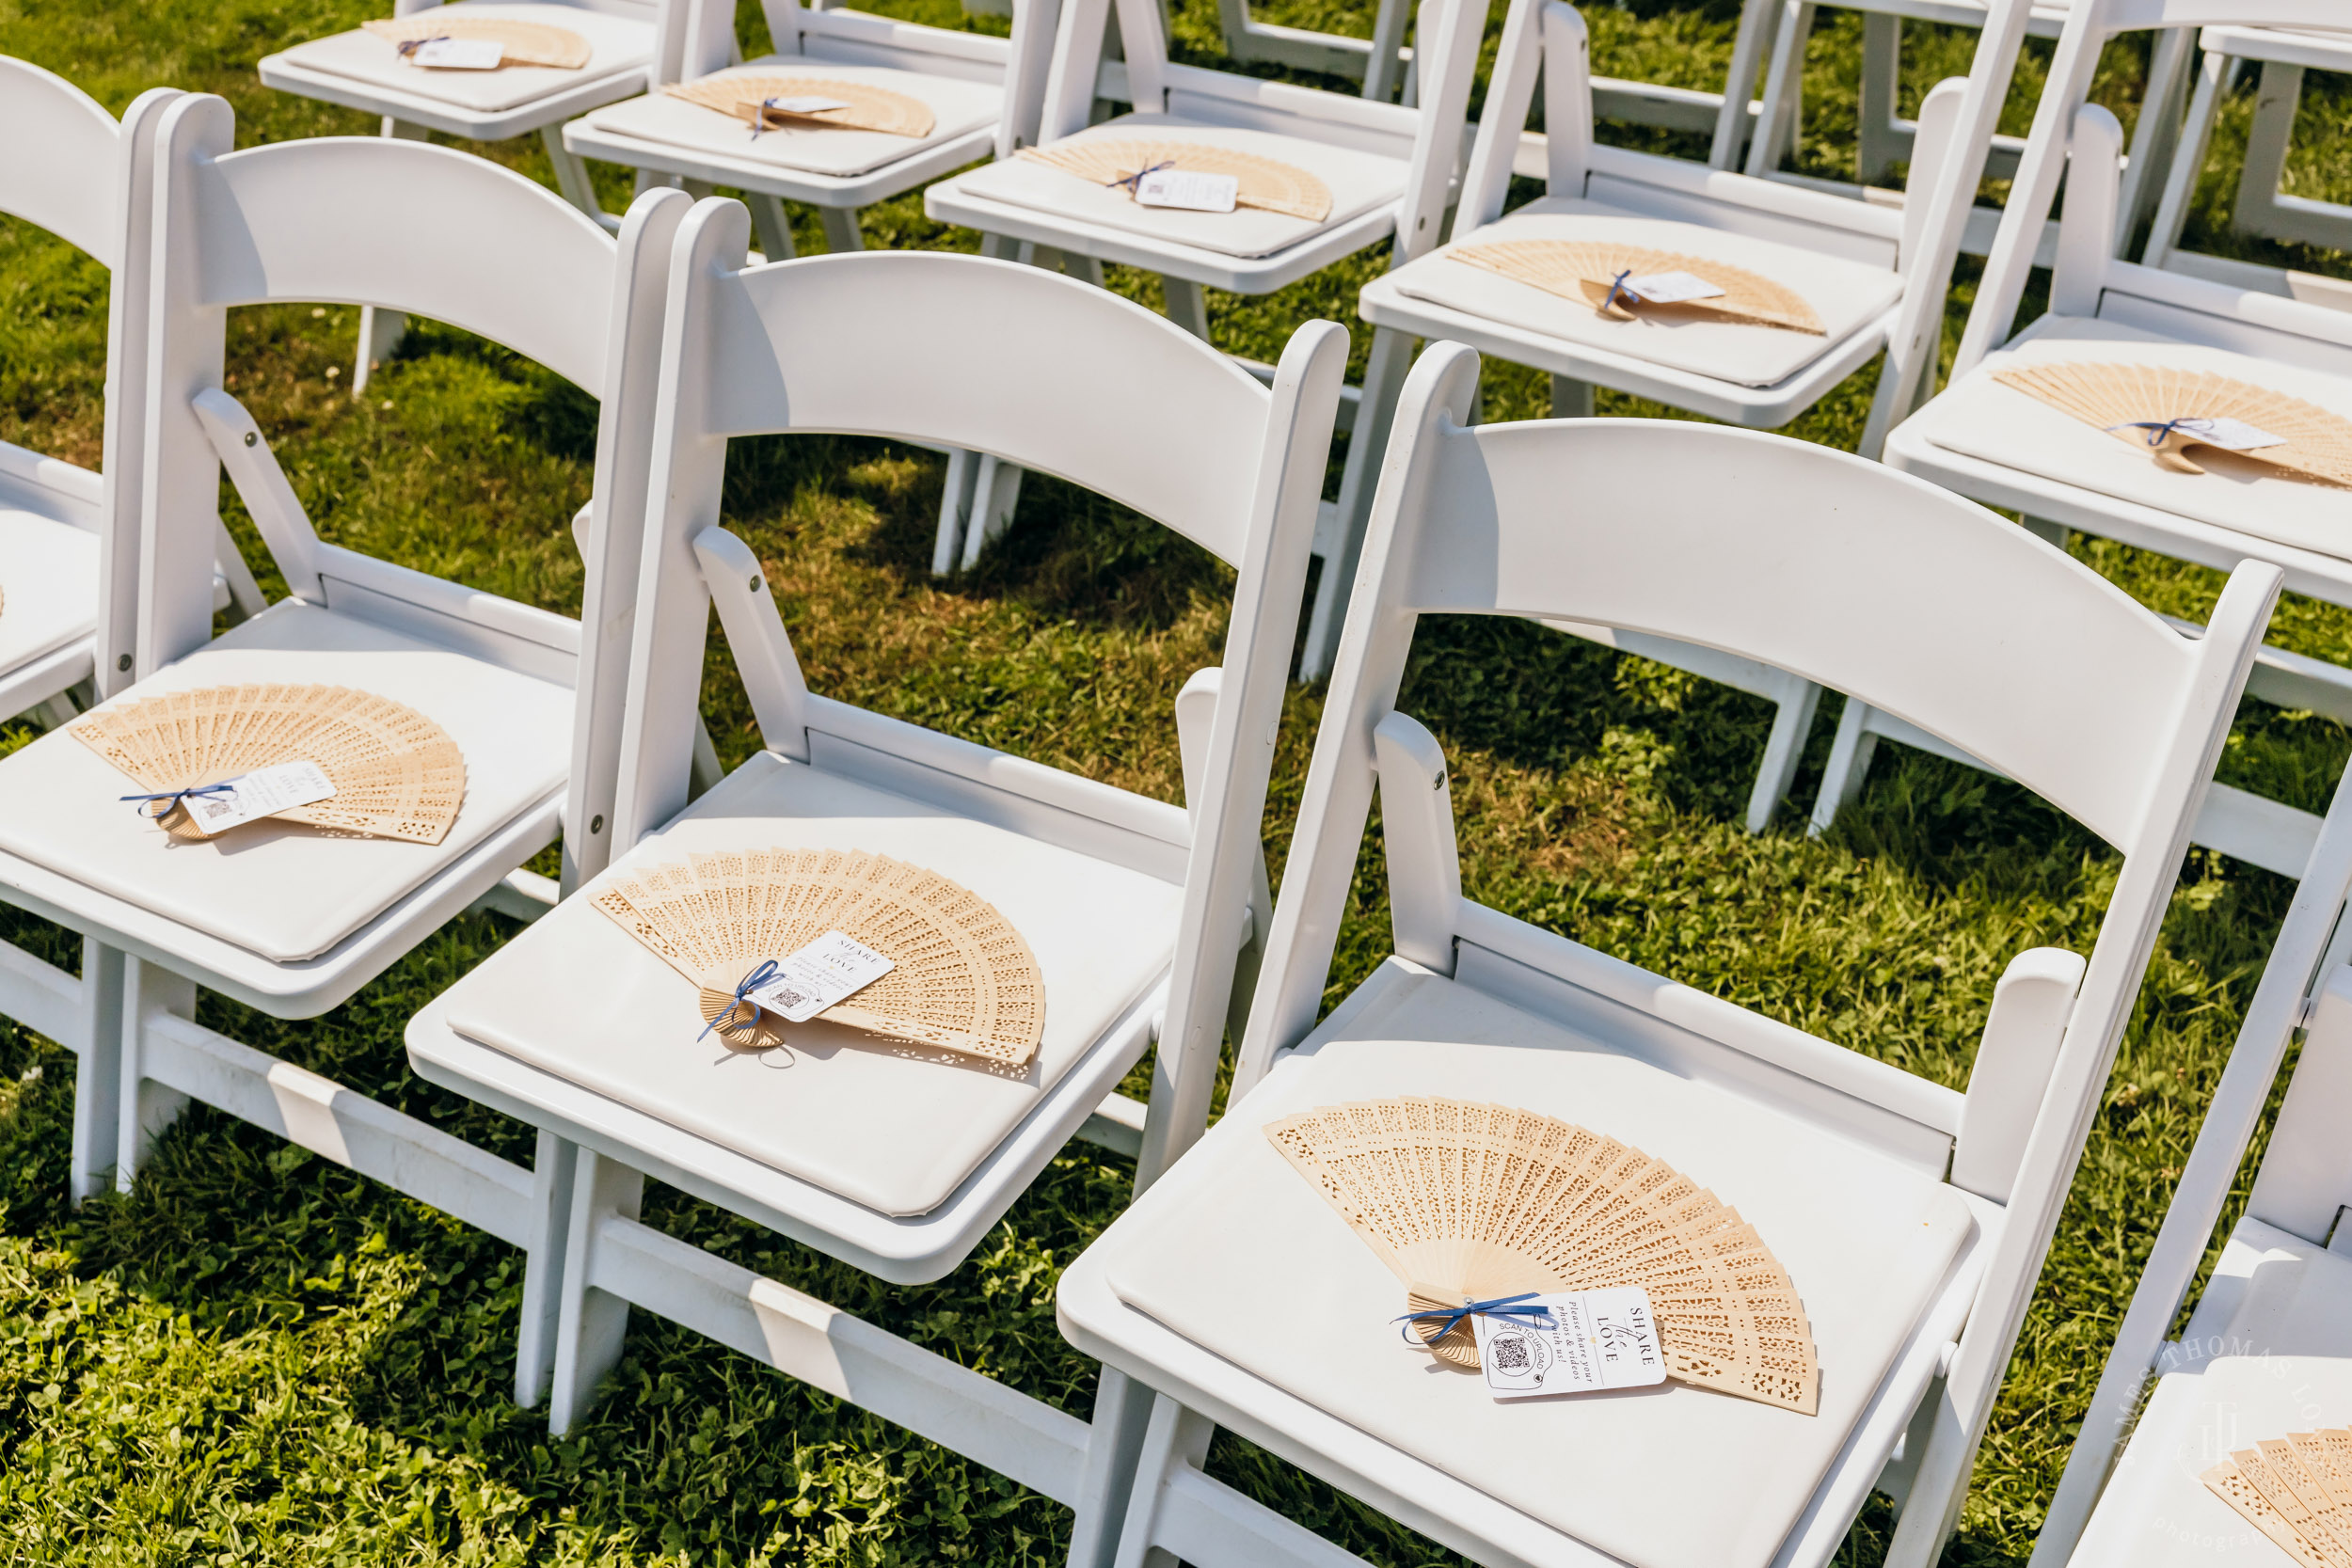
[
  {"left": 2106, "top": 417, "right": 2209, "bottom": 447},
  {"left": 1598, "top": 267, "right": 1639, "bottom": 317},
  {"left": 394, "top": 35, "right": 452, "bottom": 55},
  {"left": 120, "top": 783, "right": 234, "bottom": 822},
  {"left": 748, "top": 97, "right": 835, "bottom": 139},
  {"left": 1395, "top": 1291, "right": 1554, "bottom": 1346},
  {"left": 1108, "top": 159, "right": 1175, "bottom": 195},
  {"left": 701, "top": 958, "right": 781, "bottom": 1041}
]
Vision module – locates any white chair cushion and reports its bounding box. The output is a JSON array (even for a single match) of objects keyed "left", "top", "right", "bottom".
[
  {"left": 277, "top": 1, "right": 654, "bottom": 114},
  {"left": 1903, "top": 314, "right": 2352, "bottom": 562},
  {"left": 950, "top": 114, "right": 1409, "bottom": 260},
  {"left": 2073, "top": 1234, "right": 2352, "bottom": 1568},
  {"left": 1097, "top": 968, "right": 1974, "bottom": 1568},
  {"left": 443, "top": 751, "right": 1185, "bottom": 1217},
  {"left": 0, "top": 509, "right": 98, "bottom": 682},
  {"left": 0, "top": 599, "right": 572, "bottom": 963},
  {"left": 581, "top": 61, "right": 1002, "bottom": 179},
  {"left": 1387, "top": 198, "right": 1905, "bottom": 388}
]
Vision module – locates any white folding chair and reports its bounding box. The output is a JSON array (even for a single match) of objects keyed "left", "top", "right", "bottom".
[
  {"left": 562, "top": 0, "right": 1059, "bottom": 264},
  {"left": 1057, "top": 341, "right": 2280, "bottom": 1568},
  {"left": 1866, "top": 0, "right": 2352, "bottom": 876},
  {"left": 0, "top": 61, "right": 264, "bottom": 734},
  {"left": 402, "top": 214, "right": 1346, "bottom": 1564},
  {"left": 260, "top": 0, "right": 690, "bottom": 388},
  {"left": 2142, "top": 22, "right": 2352, "bottom": 264},
  {"left": 1318, "top": 0, "right": 2024, "bottom": 832},
  {"left": 2017, "top": 766, "right": 2352, "bottom": 1568},
  {"left": 921, "top": 0, "right": 1482, "bottom": 577},
  {"left": 0, "top": 95, "right": 689, "bottom": 1409}
]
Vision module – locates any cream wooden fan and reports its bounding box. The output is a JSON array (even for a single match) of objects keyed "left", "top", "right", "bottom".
[
  {"left": 661, "top": 72, "right": 937, "bottom": 138},
  {"left": 1017, "top": 139, "right": 1333, "bottom": 221},
  {"left": 1446, "top": 240, "right": 1826, "bottom": 335},
  {"left": 2203, "top": 1427, "right": 2352, "bottom": 1568},
  {"left": 1994, "top": 361, "right": 2352, "bottom": 488},
  {"left": 594, "top": 847, "right": 1045, "bottom": 1065},
  {"left": 69, "top": 683, "right": 468, "bottom": 844},
  {"left": 1265, "top": 1097, "right": 1820, "bottom": 1414},
  {"left": 362, "top": 15, "right": 593, "bottom": 69}
]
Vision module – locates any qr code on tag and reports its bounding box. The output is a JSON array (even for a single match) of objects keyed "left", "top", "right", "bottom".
[{"left": 1490, "top": 1337, "right": 1532, "bottom": 1372}]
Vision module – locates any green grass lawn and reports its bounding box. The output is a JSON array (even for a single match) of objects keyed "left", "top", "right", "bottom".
[{"left": 1, "top": 0, "right": 2349, "bottom": 1561}]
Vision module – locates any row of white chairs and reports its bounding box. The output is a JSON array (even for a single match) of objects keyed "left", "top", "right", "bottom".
[{"left": 1, "top": 15, "right": 2349, "bottom": 1568}]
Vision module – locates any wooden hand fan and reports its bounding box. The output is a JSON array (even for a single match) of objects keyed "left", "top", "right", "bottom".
[
  {"left": 1265, "top": 1097, "right": 1820, "bottom": 1414},
  {"left": 69, "top": 683, "right": 468, "bottom": 845},
  {"left": 661, "top": 72, "right": 937, "bottom": 138},
  {"left": 1016, "top": 139, "right": 1333, "bottom": 221},
  {"left": 1993, "top": 361, "right": 2352, "bottom": 488},
  {"left": 362, "top": 15, "right": 593, "bottom": 69},
  {"left": 594, "top": 847, "right": 1045, "bottom": 1065},
  {"left": 2203, "top": 1428, "right": 2352, "bottom": 1568},
  {"left": 1446, "top": 240, "right": 1826, "bottom": 335}
]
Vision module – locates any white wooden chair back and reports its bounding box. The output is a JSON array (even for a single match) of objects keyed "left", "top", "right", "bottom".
[
  {"left": 1458, "top": 0, "right": 2030, "bottom": 435},
  {"left": 617, "top": 196, "right": 1345, "bottom": 1169},
  {"left": 0, "top": 63, "right": 185, "bottom": 704},
  {"left": 1032, "top": 0, "right": 1484, "bottom": 266},
  {"left": 1241, "top": 341, "right": 2278, "bottom": 1547},
  {"left": 1956, "top": 0, "right": 2352, "bottom": 384},
  {"left": 137, "top": 93, "right": 689, "bottom": 885}
]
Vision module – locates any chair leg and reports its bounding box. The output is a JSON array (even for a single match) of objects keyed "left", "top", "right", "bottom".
[
  {"left": 2115, "top": 27, "right": 2196, "bottom": 254},
  {"left": 818, "top": 204, "right": 865, "bottom": 253},
  {"left": 539, "top": 123, "right": 608, "bottom": 227},
  {"left": 1745, "top": 675, "right": 1822, "bottom": 834},
  {"left": 2144, "top": 49, "right": 2225, "bottom": 268},
  {"left": 933, "top": 447, "right": 982, "bottom": 574},
  {"left": 1549, "top": 374, "right": 1594, "bottom": 418},
  {"left": 1111, "top": 1394, "right": 1216, "bottom": 1568},
  {"left": 1808, "top": 696, "right": 1880, "bottom": 836},
  {"left": 67, "top": 939, "right": 127, "bottom": 1206},
  {"left": 2232, "top": 60, "right": 2302, "bottom": 243},
  {"left": 1745, "top": 0, "right": 1812, "bottom": 179},
  {"left": 1708, "top": 0, "right": 1775, "bottom": 169},
  {"left": 31, "top": 690, "right": 80, "bottom": 729},
  {"left": 749, "top": 193, "right": 798, "bottom": 261},
  {"left": 1064, "top": 1368, "right": 1161, "bottom": 1568},
  {"left": 1880, "top": 1386, "right": 1978, "bottom": 1568},
  {"left": 1856, "top": 12, "right": 1905, "bottom": 186},
  {"left": 353, "top": 118, "right": 433, "bottom": 393},
  {"left": 960, "top": 454, "right": 1025, "bottom": 570},
  {"left": 514, "top": 1129, "right": 582, "bottom": 1408},
  {"left": 1160, "top": 277, "right": 1211, "bottom": 340},
  {"left": 548, "top": 1147, "right": 644, "bottom": 1435},
  {"left": 1362, "top": 0, "right": 1408, "bottom": 103},
  {"left": 1300, "top": 326, "right": 1415, "bottom": 680},
  {"left": 115, "top": 958, "right": 193, "bottom": 1195}
]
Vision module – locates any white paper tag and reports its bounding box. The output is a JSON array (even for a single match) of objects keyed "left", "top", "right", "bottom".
[
  {"left": 406, "top": 37, "right": 505, "bottom": 69},
  {"left": 1470, "top": 1287, "right": 1668, "bottom": 1401},
  {"left": 761, "top": 96, "right": 850, "bottom": 116},
  {"left": 1135, "top": 168, "right": 1239, "bottom": 214},
  {"left": 743, "top": 929, "right": 895, "bottom": 1022},
  {"left": 179, "top": 760, "right": 337, "bottom": 835},
  {"left": 2169, "top": 415, "right": 2287, "bottom": 451},
  {"left": 1624, "top": 270, "right": 1724, "bottom": 305}
]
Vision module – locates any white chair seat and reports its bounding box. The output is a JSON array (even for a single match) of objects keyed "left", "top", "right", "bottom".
[
  {"left": 438, "top": 750, "right": 1185, "bottom": 1218},
  {"left": 580, "top": 61, "right": 1000, "bottom": 180},
  {"left": 0, "top": 598, "right": 571, "bottom": 963},
  {"left": 2071, "top": 1217, "right": 2352, "bottom": 1568},
  {"left": 272, "top": 2, "right": 655, "bottom": 116},
  {"left": 1381, "top": 199, "right": 1906, "bottom": 389},
  {"left": 948, "top": 113, "right": 1410, "bottom": 261},
  {"left": 1071, "top": 962, "right": 1979, "bottom": 1568},
  {"left": 0, "top": 508, "right": 98, "bottom": 678},
  {"left": 1895, "top": 314, "right": 2352, "bottom": 563}
]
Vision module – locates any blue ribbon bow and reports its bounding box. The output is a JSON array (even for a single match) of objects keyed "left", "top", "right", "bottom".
[
  {"left": 1597, "top": 267, "right": 1640, "bottom": 317},
  {"left": 701, "top": 958, "right": 781, "bottom": 1041},
  {"left": 394, "top": 35, "right": 452, "bottom": 55},
  {"left": 2106, "top": 417, "right": 2209, "bottom": 448},
  {"left": 120, "top": 783, "right": 234, "bottom": 822},
  {"left": 1394, "top": 1291, "right": 1555, "bottom": 1347},
  {"left": 1108, "top": 159, "right": 1175, "bottom": 195},
  {"left": 747, "top": 97, "right": 834, "bottom": 139}
]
